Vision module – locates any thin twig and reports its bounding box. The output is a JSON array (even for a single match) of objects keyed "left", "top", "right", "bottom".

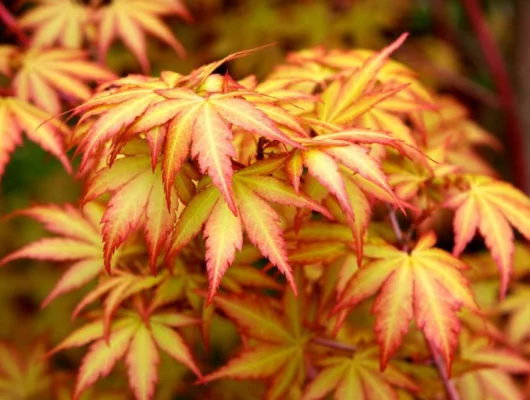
[
  {"left": 387, "top": 204, "right": 409, "bottom": 252},
  {"left": 305, "top": 356, "right": 318, "bottom": 380},
  {"left": 460, "top": 0, "right": 528, "bottom": 193},
  {"left": 427, "top": 341, "right": 460, "bottom": 400},
  {"left": 312, "top": 337, "right": 356, "bottom": 353},
  {"left": 0, "top": 3, "right": 29, "bottom": 47}
]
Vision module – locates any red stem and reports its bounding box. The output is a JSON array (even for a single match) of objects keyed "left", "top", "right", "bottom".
[
  {"left": 387, "top": 205, "right": 409, "bottom": 252},
  {"left": 460, "top": 0, "right": 528, "bottom": 192},
  {"left": 427, "top": 341, "right": 460, "bottom": 400},
  {"left": 0, "top": 3, "right": 29, "bottom": 47},
  {"left": 312, "top": 337, "right": 356, "bottom": 352}
]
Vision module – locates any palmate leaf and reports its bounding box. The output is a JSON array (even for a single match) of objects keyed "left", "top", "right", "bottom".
[
  {"left": 9, "top": 47, "right": 115, "bottom": 114},
  {"left": 290, "top": 128, "right": 409, "bottom": 262},
  {"left": 0, "top": 97, "right": 70, "bottom": 179},
  {"left": 270, "top": 33, "right": 433, "bottom": 118},
  {"left": 95, "top": 0, "right": 191, "bottom": 72},
  {"left": 302, "top": 346, "right": 417, "bottom": 400},
  {"left": 275, "top": 37, "right": 428, "bottom": 262},
  {"left": 167, "top": 160, "right": 331, "bottom": 302},
  {"left": 266, "top": 36, "right": 433, "bottom": 172},
  {"left": 19, "top": 0, "right": 191, "bottom": 72},
  {"left": 84, "top": 153, "right": 179, "bottom": 273},
  {"left": 284, "top": 219, "right": 361, "bottom": 317},
  {"left": 313, "top": 35, "right": 432, "bottom": 130},
  {"left": 383, "top": 141, "right": 460, "bottom": 204},
  {"left": 497, "top": 284, "right": 530, "bottom": 344},
  {"left": 151, "top": 89, "right": 302, "bottom": 211},
  {"left": 73, "top": 81, "right": 169, "bottom": 172},
  {"left": 19, "top": 0, "right": 89, "bottom": 49},
  {"left": 0, "top": 203, "right": 145, "bottom": 308},
  {"left": 419, "top": 96, "right": 503, "bottom": 177},
  {"left": 149, "top": 244, "right": 282, "bottom": 317},
  {"left": 445, "top": 175, "right": 530, "bottom": 298},
  {"left": 70, "top": 270, "right": 165, "bottom": 337},
  {"left": 74, "top": 72, "right": 301, "bottom": 210},
  {"left": 453, "top": 330, "right": 530, "bottom": 400},
  {"left": 203, "top": 290, "right": 310, "bottom": 400},
  {"left": 1, "top": 203, "right": 103, "bottom": 307},
  {"left": 48, "top": 311, "right": 201, "bottom": 400},
  {"left": 0, "top": 340, "right": 51, "bottom": 399},
  {"left": 335, "top": 232, "right": 477, "bottom": 374}
]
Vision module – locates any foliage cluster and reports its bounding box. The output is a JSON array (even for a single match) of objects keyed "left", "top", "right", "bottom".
[{"left": 1, "top": 1, "right": 530, "bottom": 399}]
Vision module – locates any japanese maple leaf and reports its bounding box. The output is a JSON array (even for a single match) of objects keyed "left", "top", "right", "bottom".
[
  {"left": 271, "top": 34, "right": 433, "bottom": 128},
  {"left": 148, "top": 244, "right": 282, "bottom": 318},
  {"left": 70, "top": 270, "right": 166, "bottom": 339},
  {"left": 422, "top": 97, "right": 503, "bottom": 177},
  {"left": 95, "top": 0, "right": 191, "bottom": 72},
  {"left": 19, "top": 0, "right": 89, "bottom": 49},
  {"left": 145, "top": 89, "right": 302, "bottom": 211},
  {"left": 287, "top": 128, "right": 414, "bottom": 262},
  {"left": 47, "top": 311, "right": 201, "bottom": 400},
  {"left": 284, "top": 220, "right": 361, "bottom": 313},
  {"left": 75, "top": 77, "right": 301, "bottom": 210},
  {"left": 384, "top": 143, "right": 458, "bottom": 202},
  {"left": 203, "top": 290, "right": 310, "bottom": 400},
  {"left": 9, "top": 48, "right": 115, "bottom": 114},
  {"left": 269, "top": 37, "right": 436, "bottom": 166},
  {"left": 281, "top": 37, "right": 421, "bottom": 92},
  {"left": 302, "top": 346, "right": 418, "bottom": 400},
  {"left": 19, "top": 0, "right": 190, "bottom": 73},
  {"left": 0, "top": 340, "right": 51, "bottom": 399},
  {"left": 313, "top": 35, "right": 431, "bottom": 128},
  {"left": 444, "top": 175, "right": 530, "bottom": 298},
  {"left": 1, "top": 203, "right": 105, "bottom": 307},
  {"left": 84, "top": 153, "right": 179, "bottom": 274},
  {"left": 71, "top": 77, "right": 171, "bottom": 172},
  {"left": 453, "top": 330, "right": 530, "bottom": 400},
  {"left": 0, "top": 97, "right": 70, "bottom": 179},
  {"left": 497, "top": 284, "right": 530, "bottom": 344},
  {"left": 334, "top": 232, "right": 478, "bottom": 374},
  {"left": 167, "top": 158, "right": 331, "bottom": 302}
]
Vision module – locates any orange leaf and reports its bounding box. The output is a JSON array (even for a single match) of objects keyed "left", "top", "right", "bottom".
[
  {"left": 87, "top": 155, "right": 177, "bottom": 273},
  {"left": 204, "top": 199, "right": 244, "bottom": 302},
  {"left": 335, "top": 232, "right": 477, "bottom": 373},
  {"left": 95, "top": 0, "right": 190, "bottom": 72},
  {"left": 0, "top": 203, "right": 108, "bottom": 307},
  {"left": 11, "top": 48, "right": 114, "bottom": 114},
  {"left": 0, "top": 97, "right": 70, "bottom": 178},
  {"left": 445, "top": 175, "right": 530, "bottom": 298},
  {"left": 303, "top": 347, "right": 417, "bottom": 400}
]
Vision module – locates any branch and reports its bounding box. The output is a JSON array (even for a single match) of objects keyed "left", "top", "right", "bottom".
[
  {"left": 0, "top": 3, "right": 29, "bottom": 47},
  {"left": 312, "top": 337, "right": 356, "bottom": 353},
  {"left": 427, "top": 341, "right": 460, "bottom": 400},
  {"left": 387, "top": 204, "right": 409, "bottom": 252},
  {"left": 305, "top": 356, "right": 318, "bottom": 380},
  {"left": 460, "top": 0, "right": 528, "bottom": 193},
  {"left": 515, "top": 0, "right": 530, "bottom": 193}
]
